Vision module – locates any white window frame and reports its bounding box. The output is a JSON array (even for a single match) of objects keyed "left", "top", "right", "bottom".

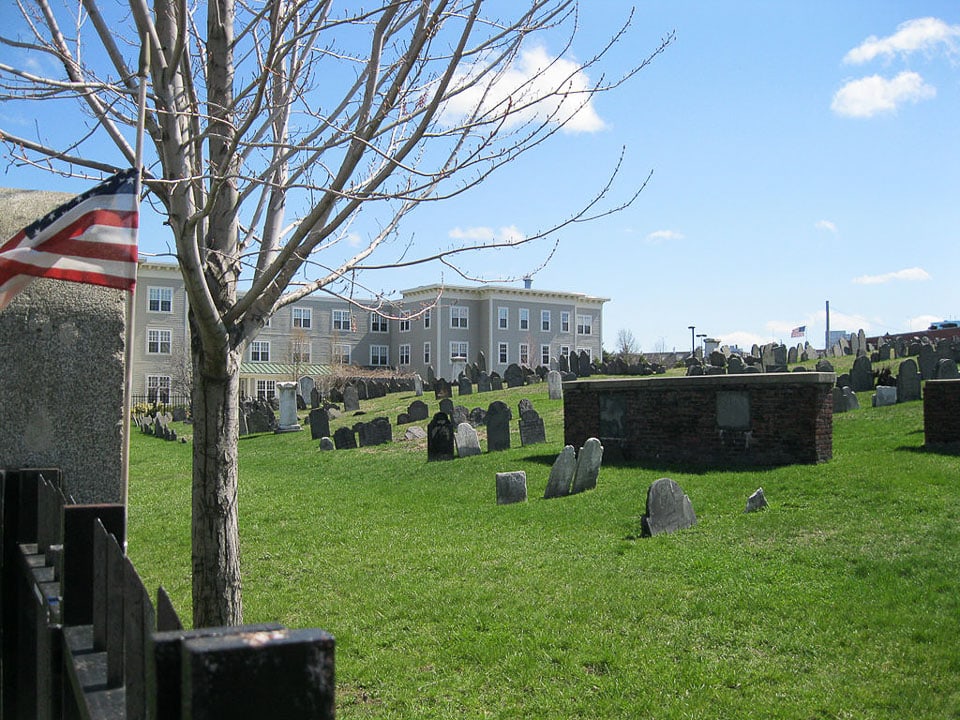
[
  {"left": 370, "top": 344, "right": 390, "bottom": 366},
  {"left": 333, "top": 344, "right": 351, "bottom": 365},
  {"left": 560, "top": 345, "right": 571, "bottom": 357},
  {"left": 519, "top": 342, "right": 529, "bottom": 365},
  {"left": 561, "top": 312, "right": 571, "bottom": 333},
  {"left": 291, "top": 341, "right": 311, "bottom": 364},
  {"left": 370, "top": 312, "right": 389, "bottom": 333},
  {"left": 332, "top": 309, "right": 351, "bottom": 331},
  {"left": 541, "top": 344, "right": 551, "bottom": 365},
  {"left": 423, "top": 308, "right": 432, "bottom": 329},
  {"left": 519, "top": 308, "right": 529, "bottom": 331},
  {"left": 450, "top": 341, "right": 468, "bottom": 361},
  {"left": 146, "top": 328, "right": 172, "bottom": 355},
  {"left": 250, "top": 340, "right": 270, "bottom": 362},
  {"left": 256, "top": 379, "right": 276, "bottom": 400},
  {"left": 399, "top": 317, "right": 411, "bottom": 332},
  {"left": 541, "top": 310, "right": 551, "bottom": 332},
  {"left": 577, "top": 347, "right": 593, "bottom": 361},
  {"left": 292, "top": 307, "right": 312, "bottom": 329},
  {"left": 498, "top": 306, "right": 509, "bottom": 330},
  {"left": 423, "top": 341, "right": 431, "bottom": 365},
  {"left": 498, "top": 342, "right": 508, "bottom": 364},
  {"left": 399, "top": 343, "right": 411, "bottom": 365},
  {"left": 577, "top": 314, "right": 593, "bottom": 335},
  {"left": 146, "top": 375, "right": 171, "bottom": 403},
  {"left": 147, "top": 286, "right": 173, "bottom": 313},
  {"left": 450, "top": 306, "right": 469, "bottom": 329}
]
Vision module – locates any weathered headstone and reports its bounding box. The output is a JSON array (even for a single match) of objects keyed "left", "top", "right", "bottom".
[
  {"left": 451, "top": 405, "right": 470, "bottom": 427},
  {"left": 404, "top": 426, "right": 427, "bottom": 441},
  {"left": 518, "top": 408, "right": 546, "bottom": 446},
  {"left": 872, "top": 386, "right": 897, "bottom": 407},
  {"left": 309, "top": 408, "right": 330, "bottom": 440},
  {"left": 577, "top": 350, "right": 592, "bottom": 377},
  {"left": 276, "top": 382, "right": 302, "bottom": 432},
  {"left": 504, "top": 363, "right": 525, "bottom": 388},
  {"left": 547, "top": 370, "right": 563, "bottom": 400},
  {"left": 310, "top": 387, "right": 321, "bottom": 409},
  {"left": 477, "top": 372, "right": 491, "bottom": 393},
  {"left": 490, "top": 374, "right": 503, "bottom": 391},
  {"left": 407, "top": 399, "right": 429, "bottom": 422},
  {"left": 936, "top": 358, "right": 959, "bottom": 379},
  {"left": 357, "top": 417, "right": 392, "bottom": 447},
  {"left": 434, "top": 378, "right": 452, "bottom": 400},
  {"left": 413, "top": 374, "right": 424, "bottom": 397},
  {"left": 439, "top": 398, "right": 454, "bottom": 417},
  {"left": 333, "top": 426, "right": 357, "bottom": 450},
  {"left": 850, "top": 355, "right": 873, "bottom": 392},
  {"left": 427, "top": 412, "right": 455, "bottom": 461},
  {"left": 518, "top": 398, "right": 535, "bottom": 415},
  {"left": 318, "top": 436, "right": 335, "bottom": 451},
  {"left": 896, "top": 358, "right": 922, "bottom": 402},
  {"left": 641, "top": 478, "right": 697, "bottom": 536},
  {"left": 342, "top": 385, "right": 360, "bottom": 412},
  {"left": 815, "top": 359, "right": 834, "bottom": 373},
  {"left": 831, "top": 386, "right": 846, "bottom": 413},
  {"left": 454, "top": 422, "right": 482, "bottom": 458},
  {"left": 458, "top": 377, "right": 473, "bottom": 396},
  {"left": 477, "top": 350, "right": 487, "bottom": 373},
  {"left": 486, "top": 401, "right": 512, "bottom": 452},
  {"left": 842, "top": 386, "right": 860, "bottom": 410},
  {"left": 496, "top": 471, "right": 527, "bottom": 505},
  {"left": 571, "top": 438, "right": 603, "bottom": 494},
  {"left": 558, "top": 354, "right": 569, "bottom": 374},
  {"left": 727, "top": 355, "right": 745, "bottom": 374},
  {"left": 543, "top": 445, "right": 576, "bottom": 499},
  {"left": 744, "top": 487, "right": 768, "bottom": 513},
  {"left": 918, "top": 344, "right": 937, "bottom": 380}
]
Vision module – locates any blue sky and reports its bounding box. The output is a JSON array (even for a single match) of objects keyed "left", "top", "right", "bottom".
[{"left": 2, "top": 2, "right": 958, "bottom": 354}]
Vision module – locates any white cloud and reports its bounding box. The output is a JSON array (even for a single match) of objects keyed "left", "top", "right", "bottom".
[
  {"left": 852, "top": 267, "right": 931, "bottom": 285},
  {"left": 440, "top": 46, "right": 606, "bottom": 133},
  {"left": 831, "top": 71, "right": 935, "bottom": 118},
  {"left": 448, "top": 225, "right": 525, "bottom": 243},
  {"left": 844, "top": 17, "right": 960, "bottom": 64},
  {"left": 909, "top": 314, "right": 942, "bottom": 331},
  {"left": 718, "top": 330, "right": 768, "bottom": 350},
  {"left": 346, "top": 232, "right": 363, "bottom": 247},
  {"left": 644, "top": 229, "right": 685, "bottom": 244},
  {"left": 815, "top": 220, "right": 838, "bottom": 234}
]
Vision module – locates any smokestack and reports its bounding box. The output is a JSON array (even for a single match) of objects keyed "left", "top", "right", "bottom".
[{"left": 523, "top": 277, "right": 532, "bottom": 289}]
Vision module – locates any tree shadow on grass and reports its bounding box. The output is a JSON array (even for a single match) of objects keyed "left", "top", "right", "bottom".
[
  {"left": 897, "top": 443, "right": 960, "bottom": 456},
  {"left": 517, "top": 450, "right": 787, "bottom": 476}
]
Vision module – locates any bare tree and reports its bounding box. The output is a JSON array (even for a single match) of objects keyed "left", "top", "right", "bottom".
[
  {"left": 615, "top": 328, "right": 639, "bottom": 364},
  {"left": 1, "top": 1, "right": 671, "bottom": 626}
]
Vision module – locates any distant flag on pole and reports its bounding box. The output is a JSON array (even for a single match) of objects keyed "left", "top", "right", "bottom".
[
  {"left": 791, "top": 325, "right": 806, "bottom": 338},
  {"left": 0, "top": 169, "right": 139, "bottom": 310}
]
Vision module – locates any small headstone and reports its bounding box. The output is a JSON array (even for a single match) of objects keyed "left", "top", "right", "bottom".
[
  {"left": 578, "top": 350, "right": 592, "bottom": 377},
  {"left": 413, "top": 374, "right": 424, "bottom": 397},
  {"left": 458, "top": 377, "right": 473, "bottom": 396},
  {"left": 468, "top": 407, "right": 487, "bottom": 427},
  {"left": 486, "top": 401, "right": 512, "bottom": 452},
  {"left": 477, "top": 373, "right": 491, "bottom": 393},
  {"left": 434, "top": 378, "right": 452, "bottom": 400},
  {"left": 872, "top": 386, "right": 898, "bottom": 407},
  {"left": 309, "top": 408, "right": 330, "bottom": 440},
  {"left": 543, "top": 445, "right": 576, "bottom": 499},
  {"left": 496, "top": 471, "right": 527, "bottom": 505},
  {"left": 310, "top": 387, "right": 321, "bottom": 409},
  {"left": 427, "top": 412, "right": 455, "bottom": 461},
  {"left": 831, "top": 386, "right": 846, "bottom": 413},
  {"left": 477, "top": 350, "right": 487, "bottom": 373},
  {"left": 426, "top": 365, "right": 436, "bottom": 385},
  {"left": 357, "top": 417, "right": 392, "bottom": 447},
  {"left": 842, "top": 386, "right": 860, "bottom": 410},
  {"left": 404, "top": 426, "right": 427, "bottom": 441},
  {"left": 451, "top": 405, "right": 470, "bottom": 427},
  {"left": 333, "top": 426, "right": 357, "bottom": 450},
  {"left": 318, "top": 437, "right": 335, "bottom": 451},
  {"left": 936, "top": 358, "right": 959, "bottom": 379},
  {"left": 850, "top": 355, "right": 873, "bottom": 392},
  {"left": 504, "top": 363, "right": 525, "bottom": 388},
  {"left": 558, "top": 354, "right": 569, "bottom": 374},
  {"left": 439, "top": 398, "right": 454, "bottom": 417},
  {"left": 342, "top": 385, "right": 360, "bottom": 412},
  {"left": 547, "top": 370, "right": 564, "bottom": 400},
  {"left": 641, "top": 478, "right": 698, "bottom": 537},
  {"left": 454, "top": 422, "right": 482, "bottom": 458},
  {"left": 407, "top": 400, "right": 429, "bottom": 422},
  {"left": 571, "top": 438, "right": 603, "bottom": 494},
  {"left": 490, "top": 374, "right": 503, "bottom": 391},
  {"left": 918, "top": 344, "right": 937, "bottom": 380},
  {"left": 518, "top": 408, "right": 546, "bottom": 446},
  {"left": 744, "top": 487, "right": 768, "bottom": 513},
  {"left": 896, "top": 358, "right": 922, "bottom": 403}
]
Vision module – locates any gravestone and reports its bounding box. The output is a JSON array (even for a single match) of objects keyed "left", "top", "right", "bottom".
[
  {"left": 504, "top": 363, "right": 525, "bottom": 388},
  {"left": 490, "top": 375, "right": 503, "bottom": 391},
  {"left": 477, "top": 373, "right": 491, "bottom": 393},
  {"left": 276, "top": 382, "right": 302, "bottom": 432},
  {"left": 427, "top": 412, "right": 455, "bottom": 461},
  {"left": 486, "top": 401, "right": 512, "bottom": 451},
  {"left": 454, "top": 422, "right": 482, "bottom": 458},
  {"left": 458, "top": 377, "right": 473, "bottom": 396},
  {"left": 496, "top": 471, "right": 527, "bottom": 505},
  {"left": 744, "top": 487, "right": 768, "bottom": 513},
  {"left": 727, "top": 355, "right": 745, "bottom": 374},
  {"left": 872, "top": 386, "right": 897, "bottom": 407},
  {"left": 641, "top": 478, "right": 697, "bottom": 537},
  {"left": 413, "top": 374, "right": 424, "bottom": 397},
  {"left": 333, "top": 426, "right": 357, "bottom": 450},
  {"left": 842, "top": 386, "right": 860, "bottom": 410},
  {"left": 468, "top": 407, "right": 487, "bottom": 427},
  {"left": 298, "top": 376, "right": 315, "bottom": 402},
  {"left": 342, "top": 385, "right": 360, "bottom": 412},
  {"left": 577, "top": 350, "right": 592, "bottom": 377},
  {"left": 543, "top": 445, "right": 576, "bottom": 499},
  {"left": 815, "top": 359, "right": 834, "bottom": 373},
  {"left": 936, "top": 358, "right": 959, "bottom": 379},
  {"left": 357, "top": 417, "right": 392, "bottom": 447},
  {"left": 407, "top": 400, "right": 429, "bottom": 422},
  {"left": 571, "top": 438, "right": 603, "bottom": 494},
  {"left": 451, "top": 405, "right": 470, "bottom": 427},
  {"left": 896, "top": 358, "right": 922, "bottom": 402},
  {"left": 518, "top": 408, "right": 546, "bottom": 446},
  {"left": 318, "top": 437, "right": 335, "bottom": 451},
  {"left": 434, "top": 378, "right": 452, "bottom": 400},
  {"left": 850, "top": 355, "right": 873, "bottom": 392},
  {"left": 396, "top": 412, "right": 410, "bottom": 425},
  {"left": 831, "top": 386, "right": 846, "bottom": 413},
  {"left": 309, "top": 408, "right": 330, "bottom": 440},
  {"left": 404, "top": 426, "right": 427, "bottom": 441},
  {"left": 518, "top": 398, "right": 535, "bottom": 415},
  {"left": 547, "top": 370, "right": 563, "bottom": 400},
  {"left": 477, "top": 350, "right": 486, "bottom": 373},
  {"left": 426, "top": 366, "right": 436, "bottom": 385},
  {"left": 558, "top": 354, "right": 569, "bottom": 374},
  {"left": 310, "top": 387, "right": 321, "bottom": 409},
  {"left": 244, "top": 400, "right": 277, "bottom": 433},
  {"left": 439, "top": 398, "right": 454, "bottom": 417},
  {"left": 918, "top": 344, "right": 937, "bottom": 380}
]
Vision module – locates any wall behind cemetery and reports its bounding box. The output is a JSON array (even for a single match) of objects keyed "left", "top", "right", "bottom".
[
  {"left": 0, "top": 188, "right": 126, "bottom": 502},
  {"left": 923, "top": 379, "right": 960, "bottom": 448},
  {"left": 564, "top": 373, "right": 835, "bottom": 467}
]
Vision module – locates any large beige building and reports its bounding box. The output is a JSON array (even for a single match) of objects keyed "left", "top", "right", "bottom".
[{"left": 132, "top": 262, "right": 606, "bottom": 401}]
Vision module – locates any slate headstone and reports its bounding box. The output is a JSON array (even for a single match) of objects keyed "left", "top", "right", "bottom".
[
  {"left": 309, "top": 408, "right": 330, "bottom": 440},
  {"left": 427, "top": 412, "right": 455, "bottom": 461},
  {"left": 333, "top": 426, "right": 357, "bottom": 450},
  {"left": 407, "top": 400, "right": 429, "bottom": 422},
  {"left": 458, "top": 377, "right": 473, "bottom": 396},
  {"left": 504, "top": 363, "right": 525, "bottom": 388},
  {"left": 518, "top": 408, "right": 546, "bottom": 446},
  {"left": 850, "top": 355, "right": 873, "bottom": 392},
  {"left": 439, "top": 398, "right": 454, "bottom": 418},
  {"left": 496, "top": 471, "right": 527, "bottom": 505},
  {"left": 342, "top": 385, "right": 360, "bottom": 412},
  {"left": 404, "top": 426, "right": 427, "bottom": 441},
  {"left": 896, "top": 358, "right": 922, "bottom": 403},
  {"left": 936, "top": 358, "right": 959, "bottom": 379},
  {"left": 842, "top": 386, "right": 860, "bottom": 410},
  {"left": 434, "top": 378, "right": 452, "bottom": 400},
  {"left": 318, "top": 437, "right": 335, "bottom": 451},
  {"left": 477, "top": 373, "right": 491, "bottom": 393},
  {"left": 486, "top": 401, "right": 512, "bottom": 452},
  {"left": 454, "top": 422, "right": 482, "bottom": 458},
  {"left": 872, "top": 386, "right": 897, "bottom": 407},
  {"left": 641, "top": 478, "right": 698, "bottom": 537},
  {"left": 357, "top": 417, "right": 392, "bottom": 447}
]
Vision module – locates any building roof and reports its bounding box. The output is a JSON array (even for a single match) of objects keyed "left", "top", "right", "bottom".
[
  {"left": 400, "top": 282, "right": 609, "bottom": 304},
  {"left": 239, "top": 362, "right": 335, "bottom": 377}
]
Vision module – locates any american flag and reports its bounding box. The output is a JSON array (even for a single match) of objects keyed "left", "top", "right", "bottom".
[
  {"left": 0, "top": 169, "right": 139, "bottom": 310},
  {"left": 791, "top": 325, "right": 806, "bottom": 338}
]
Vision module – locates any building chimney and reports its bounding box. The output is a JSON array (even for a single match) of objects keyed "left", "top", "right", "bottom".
[{"left": 523, "top": 277, "right": 532, "bottom": 289}]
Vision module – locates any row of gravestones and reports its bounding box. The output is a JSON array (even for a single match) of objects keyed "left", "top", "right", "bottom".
[
  {"left": 493, "top": 437, "right": 604, "bottom": 505},
  {"left": 832, "top": 358, "right": 927, "bottom": 412},
  {"left": 598, "top": 356, "right": 669, "bottom": 376},
  {"left": 134, "top": 412, "right": 179, "bottom": 441}
]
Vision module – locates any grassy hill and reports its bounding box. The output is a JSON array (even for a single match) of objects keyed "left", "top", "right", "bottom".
[{"left": 127, "top": 367, "right": 959, "bottom": 719}]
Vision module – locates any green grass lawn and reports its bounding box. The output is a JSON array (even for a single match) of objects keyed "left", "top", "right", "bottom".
[{"left": 126, "top": 371, "right": 960, "bottom": 719}]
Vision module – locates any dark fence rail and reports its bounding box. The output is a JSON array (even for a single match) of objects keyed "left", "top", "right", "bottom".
[{"left": 1, "top": 468, "right": 335, "bottom": 719}]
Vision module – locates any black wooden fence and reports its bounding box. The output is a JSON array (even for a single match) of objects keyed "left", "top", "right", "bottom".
[{"left": 1, "top": 468, "right": 335, "bottom": 719}]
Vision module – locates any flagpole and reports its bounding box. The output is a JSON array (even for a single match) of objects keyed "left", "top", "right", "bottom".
[{"left": 121, "top": 33, "right": 150, "bottom": 525}]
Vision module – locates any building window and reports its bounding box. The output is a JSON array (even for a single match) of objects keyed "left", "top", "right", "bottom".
[
  {"left": 498, "top": 342, "right": 508, "bottom": 364},
  {"left": 519, "top": 343, "right": 529, "bottom": 365},
  {"left": 146, "top": 328, "right": 171, "bottom": 355},
  {"left": 256, "top": 380, "right": 276, "bottom": 400},
  {"left": 370, "top": 313, "right": 389, "bottom": 333},
  {"left": 148, "top": 286, "right": 173, "bottom": 313},
  {"left": 450, "top": 306, "right": 468, "bottom": 329},
  {"left": 423, "top": 342, "right": 431, "bottom": 365},
  {"left": 250, "top": 340, "right": 270, "bottom": 362},
  {"left": 560, "top": 345, "right": 570, "bottom": 357},
  {"left": 450, "top": 341, "right": 468, "bottom": 361},
  {"left": 146, "top": 375, "right": 171, "bottom": 403},
  {"left": 577, "top": 347, "right": 592, "bottom": 361},
  {"left": 332, "top": 309, "right": 351, "bottom": 331},
  {"left": 423, "top": 308, "right": 432, "bottom": 329},
  {"left": 519, "top": 308, "right": 529, "bottom": 330},
  {"left": 292, "top": 307, "right": 312, "bottom": 329},
  {"left": 333, "top": 344, "right": 351, "bottom": 365},
  {"left": 370, "top": 345, "right": 389, "bottom": 366},
  {"left": 399, "top": 317, "right": 411, "bottom": 332},
  {"left": 291, "top": 341, "right": 311, "bottom": 363},
  {"left": 561, "top": 312, "right": 570, "bottom": 333},
  {"left": 399, "top": 343, "right": 411, "bottom": 365},
  {"left": 541, "top": 344, "right": 551, "bottom": 365},
  {"left": 498, "top": 307, "right": 509, "bottom": 330},
  {"left": 577, "top": 314, "right": 593, "bottom": 335},
  {"left": 541, "top": 310, "right": 551, "bottom": 332}
]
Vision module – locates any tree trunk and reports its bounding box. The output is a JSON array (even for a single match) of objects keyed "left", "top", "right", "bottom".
[{"left": 190, "top": 346, "right": 244, "bottom": 627}]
